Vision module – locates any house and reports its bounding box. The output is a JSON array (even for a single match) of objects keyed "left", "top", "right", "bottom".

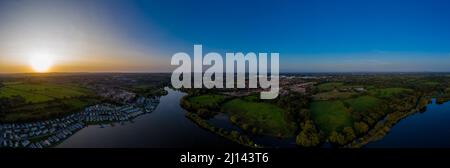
[
  {"left": 354, "top": 87, "right": 366, "bottom": 92},
  {"left": 21, "top": 140, "right": 30, "bottom": 147}
]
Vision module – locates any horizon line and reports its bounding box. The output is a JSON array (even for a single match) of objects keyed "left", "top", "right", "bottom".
[{"left": 2, "top": 71, "right": 450, "bottom": 75}]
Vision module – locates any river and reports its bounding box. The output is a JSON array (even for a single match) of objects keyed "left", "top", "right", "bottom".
[
  {"left": 58, "top": 88, "right": 450, "bottom": 148},
  {"left": 57, "top": 88, "right": 238, "bottom": 148},
  {"left": 367, "top": 99, "right": 450, "bottom": 148}
]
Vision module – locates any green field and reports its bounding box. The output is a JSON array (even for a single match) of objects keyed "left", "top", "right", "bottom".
[
  {"left": 311, "top": 94, "right": 383, "bottom": 134},
  {"left": 422, "top": 81, "right": 440, "bottom": 86},
  {"left": 0, "top": 82, "right": 97, "bottom": 122},
  {"left": 317, "top": 82, "right": 344, "bottom": 92},
  {"left": 0, "top": 87, "right": 53, "bottom": 103},
  {"left": 369, "top": 87, "right": 413, "bottom": 98},
  {"left": 0, "top": 83, "right": 90, "bottom": 103},
  {"left": 222, "top": 99, "right": 296, "bottom": 137},
  {"left": 310, "top": 101, "right": 353, "bottom": 134},
  {"left": 313, "top": 91, "right": 357, "bottom": 100},
  {"left": 2, "top": 98, "right": 99, "bottom": 122},
  {"left": 344, "top": 96, "right": 380, "bottom": 113},
  {"left": 188, "top": 94, "right": 225, "bottom": 109}
]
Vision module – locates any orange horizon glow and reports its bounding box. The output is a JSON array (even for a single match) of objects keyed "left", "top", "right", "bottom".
[{"left": 0, "top": 54, "right": 170, "bottom": 74}]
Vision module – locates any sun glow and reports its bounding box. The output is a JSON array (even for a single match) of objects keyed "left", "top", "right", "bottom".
[{"left": 29, "top": 51, "right": 54, "bottom": 73}]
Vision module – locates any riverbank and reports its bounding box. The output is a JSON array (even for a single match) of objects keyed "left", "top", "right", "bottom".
[
  {"left": 346, "top": 97, "right": 431, "bottom": 148},
  {"left": 0, "top": 97, "right": 160, "bottom": 148},
  {"left": 185, "top": 112, "right": 260, "bottom": 148},
  {"left": 57, "top": 87, "right": 240, "bottom": 148}
]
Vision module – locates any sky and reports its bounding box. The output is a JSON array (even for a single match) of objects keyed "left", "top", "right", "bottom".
[{"left": 0, "top": 0, "right": 450, "bottom": 73}]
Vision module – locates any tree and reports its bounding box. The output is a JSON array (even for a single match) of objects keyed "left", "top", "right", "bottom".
[
  {"left": 197, "top": 108, "right": 211, "bottom": 118},
  {"left": 296, "top": 120, "right": 321, "bottom": 147},
  {"left": 328, "top": 131, "right": 345, "bottom": 146},
  {"left": 354, "top": 122, "right": 369, "bottom": 135},
  {"left": 180, "top": 97, "right": 192, "bottom": 109},
  {"left": 241, "top": 123, "right": 250, "bottom": 131},
  {"left": 230, "top": 131, "right": 240, "bottom": 139},
  {"left": 366, "top": 117, "right": 376, "bottom": 126},
  {"left": 252, "top": 127, "right": 258, "bottom": 134},
  {"left": 298, "top": 109, "right": 311, "bottom": 121},
  {"left": 0, "top": 97, "right": 11, "bottom": 115},
  {"left": 343, "top": 127, "right": 356, "bottom": 142},
  {"left": 230, "top": 115, "right": 239, "bottom": 123}
]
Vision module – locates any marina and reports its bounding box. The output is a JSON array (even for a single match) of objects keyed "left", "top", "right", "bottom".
[{"left": 0, "top": 97, "right": 160, "bottom": 148}]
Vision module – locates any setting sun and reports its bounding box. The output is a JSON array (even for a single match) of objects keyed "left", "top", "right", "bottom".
[{"left": 29, "top": 51, "right": 54, "bottom": 73}]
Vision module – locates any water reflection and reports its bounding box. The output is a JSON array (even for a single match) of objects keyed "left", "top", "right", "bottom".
[
  {"left": 58, "top": 88, "right": 450, "bottom": 148},
  {"left": 367, "top": 99, "right": 450, "bottom": 148},
  {"left": 57, "top": 88, "right": 238, "bottom": 148}
]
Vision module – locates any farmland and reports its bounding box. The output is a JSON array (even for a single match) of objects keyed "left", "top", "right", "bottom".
[
  {"left": 0, "top": 83, "right": 91, "bottom": 103},
  {"left": 222, "top": 98, "right": 296, "bottom": 137},
  {"left": 310, "top": 100, "right": 353, "bottom": 134},
  {"left": 188, "top": 94, "right": 226, "bottom": 109},
  {"left": 0, "top": 82, "right": 98, "bottom": 122},
  {"left": 317, "top": 82, "right": 344, "bottom": 92},
  {"left": 344, "top": 96, "right": 380, "bottom": 113}
]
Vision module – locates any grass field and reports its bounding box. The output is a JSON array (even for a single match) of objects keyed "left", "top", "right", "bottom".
[
  {"left": 369, "top": 87, "right": 413, "bottom": 98},
  {"left": 0, "top": 82, "right": 97, "bottom": 122},
  {"left": 422, "top": 81, "right": 440, "bottom": 86},
  {"left": 0, "top": 83, "right": 91, "bottom": 103},
  {"left": 0, "top": 87, "right": 53, "bottom": 102},
  {"left": 2, "top": 98, "right": 99, "bottom": 122},
  {"left": 344, "top": 95, "right": 380, "bottom": 113},
  {"left": 222, "top": 99, "right": 296, "bottom": 137},
  {"left": 317, "top": 82, "right": 344, "bottom": 92},
  {"left": 313, "top": 91, "right": 357, "bottom": 100},
  {"left": 188, "top": 94, "right": 225, "bottom": 109},
  {"left": 310, "top": 101, "right": 353, "bottom": 134}
]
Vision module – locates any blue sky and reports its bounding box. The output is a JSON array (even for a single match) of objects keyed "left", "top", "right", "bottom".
[{"left": 1, "top": 0, "right": 450, "bottom": 72}]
